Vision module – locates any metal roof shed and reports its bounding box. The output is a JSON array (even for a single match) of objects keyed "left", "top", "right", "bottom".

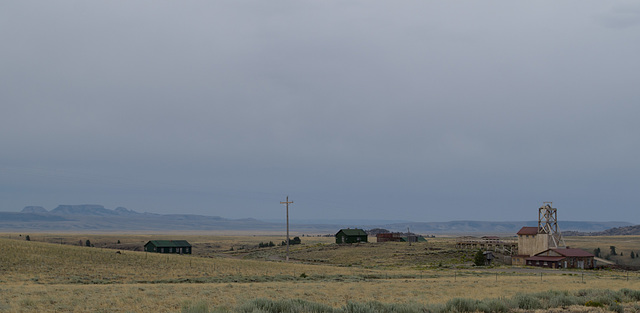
[
  {"left": 144, "top": 240, "right": 192, "bottom": 254},
  {"left": 335, "top": 228, "right": 368, "bottom": 244}
]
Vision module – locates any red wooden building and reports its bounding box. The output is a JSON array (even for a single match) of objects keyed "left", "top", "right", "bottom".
[{"left": 525, "top": 248, "right": 595, "bottom": 269}]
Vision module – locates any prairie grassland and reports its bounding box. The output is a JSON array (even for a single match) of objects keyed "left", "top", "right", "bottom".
[
  {"left": 2, "top": 270, "right": 639, "bottom": 312},
  {"left": 261, "top": 238, "right": 469, "bottom": 268},
  {"left": 0, "top": 238, "right": 379, "bottom": 284},
  {"left": 564, "top": 236, "right": 640, "bottom": 267},
  {"left": 1, "top": 235, "right": 639, "bottom": 312},
  {"left": 0, "top": 233, "right": 335, "bottom": 257}
]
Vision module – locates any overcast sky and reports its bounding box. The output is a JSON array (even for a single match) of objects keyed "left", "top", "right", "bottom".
[{"left": 1, "top": 1, "right": 639, "bottom": 223}]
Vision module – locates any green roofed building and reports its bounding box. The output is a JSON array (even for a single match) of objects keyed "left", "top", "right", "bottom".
[
  {"left": 335, "top": 228, "right": 368, "bottom": 244},
  {"left": 144, "top": 240, "right": 192, "bottom": 254}
]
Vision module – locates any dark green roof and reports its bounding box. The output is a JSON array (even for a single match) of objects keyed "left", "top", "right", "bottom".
[
  {"left": 336, "top": 229, "right": 367, "bottom": 236},
  {"left": 145, "top": 240, "right": 191, "bottom": 248}
]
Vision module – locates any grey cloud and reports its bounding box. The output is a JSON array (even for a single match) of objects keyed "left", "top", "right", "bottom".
[
  {"left": 1, "top": 1, "right": 639, "bottom": 223},
  {"left": 596, "top": 3, "right": 640, "bottom": 28}
]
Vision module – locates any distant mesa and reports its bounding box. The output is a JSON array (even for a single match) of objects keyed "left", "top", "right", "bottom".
[
  {"left": 51, "top": 204, "right": 120, "bottom": 216},
  {"left": 114, "top": 207, "right": 138, "bottom": 215},
  {"left": 20, "top": 204, "right": 140, "bottom": 216},
  {"left": 21, "top": 206, "right": 48, "bottom": 214}
]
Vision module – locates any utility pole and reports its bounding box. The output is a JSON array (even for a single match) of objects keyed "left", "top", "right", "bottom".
[{"left": 280, "top": 196, "right": 293, "bottom": 262}]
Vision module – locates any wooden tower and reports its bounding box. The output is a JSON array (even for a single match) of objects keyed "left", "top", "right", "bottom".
[{"left": 537, "top": 202, "right": 566, "bottom": 249}]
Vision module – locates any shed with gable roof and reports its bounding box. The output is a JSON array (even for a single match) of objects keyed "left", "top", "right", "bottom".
[
  {"left": 335, "top": 229, "right": 368, "bottom": 244},
  {"left": 144, "top": 240, "right": 192, "bottom": 254}
]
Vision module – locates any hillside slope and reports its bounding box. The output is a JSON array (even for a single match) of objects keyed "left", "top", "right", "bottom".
[{"left": 563, "top": 224, "right": 640, "bottom": 236}]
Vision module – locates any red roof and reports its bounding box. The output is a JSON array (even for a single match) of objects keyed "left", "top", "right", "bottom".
[
  {"left": 517, "top": 227, "right": 538, "bottom": 235},
  {"left": 552, "top": 248, "right": 594, "bottom": 257},
  {"left": 526, "top": 256, "right": 565, "bottom": 262}
]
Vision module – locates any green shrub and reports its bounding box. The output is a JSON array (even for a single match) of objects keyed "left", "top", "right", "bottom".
[
  {"left": 620, "top": 288, "right": 640, "bottom": 301},
  {"left": 217, "top": 289, "right": 640, "bottom": 313},
  {"left": 473, "top": 250, "right": 485, "bottom": 266},
  {"left": 477, "top": 299, "right": 510, "bottom": 313},
  {"left": 344, "top": 301, "right": 429, "bottom": 313},
  {"left": 548, "top": 293, "right": 580, "bottom": 307},
  {"left": 593, "top": 290, "right": 622, "bottom": 305},
  {"left": 513, "top": 294, "right": 542, "bottom": 310},
  {"left": 585, "top": 300, "right": 604, "bottom": 307},
  {"left": 444, "top": 298, "right": 479, "bottom": 312},
  {"left": 237, "top": 298, "right": 336, "bottom": 313},
  {"left": 609, "top": 302, "right": 624, "bottom": 313}
]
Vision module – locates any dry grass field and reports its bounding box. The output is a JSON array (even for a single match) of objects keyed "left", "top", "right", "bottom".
[
  {"left": 0, "top": 234, "right": 639, "bottom": 312},
  {"left": 564, "top": 236, "right": 640, "bottom": 267}
]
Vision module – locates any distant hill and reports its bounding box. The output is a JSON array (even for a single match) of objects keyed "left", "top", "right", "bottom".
[
  {"left": 21, "top": 206, "right": 48, "bottom": 214},
  {"left": 49, "top": 204, "right": 128, "bottom": 216},
  {"left": 0, "top": 212, "right": 69, "bottom": 222},
  {"left": 0, "top": 205, "right": 634, "bottom": 233},
  {"left": 563, "top": 225, "right": 640, "bottom": 236},
  {"left": 379, "top": 220, "right": 632, "bottom": 235},
  {"left": 3, "top": 205, "right": 279, "bottom": 232}
]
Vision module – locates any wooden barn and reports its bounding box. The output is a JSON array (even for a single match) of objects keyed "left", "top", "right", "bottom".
[
  {"left": 377, "top": 233, "right": 427, "bottom": 243},
  {"left": 335, "top": 228, "right": 368, "bottom": 244},
  {"left": 144, "top": 240, "right": 192, "bottom": 254},
  {"left": 526, "top": 248, "right": 595, "bottom": 269},
  {"left": 376, "top": 232, "right": 403, "bottom": 242}
]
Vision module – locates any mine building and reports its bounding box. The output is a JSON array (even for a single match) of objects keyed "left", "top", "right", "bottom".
[
  {"left": 455, "top": 236, "right": 517, "bottom": 255},
  {"left": 512, "top": 203, "right": 566, "bottom": 265},
  {"left": 144, "top": 240, "right": 192, "bottom": 254},
  {"left": 335, "top": 228, "right": 368, "bottom": 244},
  {"left": 526, "top": 248, "right": 595, "bottom": 269},
  {"left": 512, "top": 202, "right": 595, "bottom": 268}
]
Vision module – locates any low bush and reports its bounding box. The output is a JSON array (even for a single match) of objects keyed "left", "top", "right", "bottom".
[
  {"left": 204, "top": 288, "right": 640, "bottom": 313},
  {"left": 443, "top": 298, "right": 479, "bottom": 312},
  {"left": 237, "top": 298, "right": 337, "bottom": 313},
  {"left": 513, "top": 293, "right": 542, "bottom": 310},
  {"left": 585, "top": 300, "right": 604, "bottom": 307}
]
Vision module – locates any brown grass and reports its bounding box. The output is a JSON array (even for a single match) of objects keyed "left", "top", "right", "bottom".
[
  {"left": 564, "top": 235, "right": 640, "bottom": 267},
  {"left": 1, "top": 234, "right": 639, "bottom": 312}
]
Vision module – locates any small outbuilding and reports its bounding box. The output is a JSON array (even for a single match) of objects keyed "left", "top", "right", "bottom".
[
  {"left": 483, "top": 251, "right": 495, "bottom": 265},
  {"left": 144, "top": 240, "right": 192, "bottom": 254},
  {"left": 335, "top": 228, "right": 368, "bottom": 244}
]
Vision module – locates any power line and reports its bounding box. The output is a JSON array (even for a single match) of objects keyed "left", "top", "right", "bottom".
[{"left": 280, "top": 196, "right": 293, "bottom": 262}]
